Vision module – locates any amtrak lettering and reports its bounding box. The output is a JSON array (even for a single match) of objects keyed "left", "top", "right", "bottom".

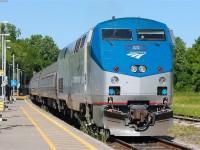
[{"left": 126, "top": 44, "right": 146, "bottom": 59}]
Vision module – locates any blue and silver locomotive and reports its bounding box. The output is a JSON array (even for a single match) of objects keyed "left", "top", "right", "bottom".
[{"left": 29, "top": 17, "right": 174, "bottom": 136}]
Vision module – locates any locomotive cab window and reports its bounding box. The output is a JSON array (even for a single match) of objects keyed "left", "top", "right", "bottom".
[
  {"left": 137, "top": 29, "right": 166, "bottom": 41},
  {"left": 102, "top": 29, "right": 132, "bottom": 40}
]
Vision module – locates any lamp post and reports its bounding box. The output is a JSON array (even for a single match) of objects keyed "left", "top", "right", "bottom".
[
  {"left": 0, "top": 22, "right": 9, "bottom": 101},
  {"left": 9, "top": 64, "right": 12, "bottom": 86},
  {"left": 0, "top": 34, "right": 9, "bottom": 101},
  {"left": 4, "top": 39, "right": 10, "bottom": 79},
  {"left": 16, "top": 64, "right": 20, "bottom": 96},
  {"left": 0, "top": 21, "right": 9, "bottom": 52},
  {"left": 20, "top": 70, "right": 22, "bottom": 88},
  {"left": 8, "top": 64, "right": 12, "bottom": 101},
  {"left": 3, "top": 39, "right": 10, "bottom": 101},
  {"left": 12, "top": 54, "right": 15, "bottom": 97}
]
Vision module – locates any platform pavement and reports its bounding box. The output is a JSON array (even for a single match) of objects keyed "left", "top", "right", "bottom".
[
  {"left": 0, "top": 101, "right": 50, "bottom": 150},
  {"left": 0, "top": 100, "right": 114, "bottom": 150}
]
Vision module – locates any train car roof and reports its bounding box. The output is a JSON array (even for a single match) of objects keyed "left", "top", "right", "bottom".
[{"left": 94, "top": 17, "right": 167, "bottom": 29}]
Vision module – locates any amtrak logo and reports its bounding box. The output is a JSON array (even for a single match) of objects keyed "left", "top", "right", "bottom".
[
  {"left": 126, "top": 45, "right": 147, "bottom": 59},
  {"left": 127, "top": 52, "right": 146, "bottom": 59}
]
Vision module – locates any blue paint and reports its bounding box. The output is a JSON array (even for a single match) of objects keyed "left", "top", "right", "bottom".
[
  {"left": 162, "top": 89, "right": 167, "bottom": 95},
  {"left": 109, "top": 89, "right": 115, "bottom": 95},
  {"left": 91, "top": 17, "right": 173, "bottom": 77}
]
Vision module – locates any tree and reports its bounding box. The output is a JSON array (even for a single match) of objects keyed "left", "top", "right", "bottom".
[
  {"left": 26, "top": 34, "right": 59, "bottom": 68},
  {"left": 185, "top": 37, "right": 200, "bottom": 92},
  {"left": 4, "top": 23, "right": 60, "bottom": 85},
  {"left": 1, "top": 23, "right": 21, "bottom": 41},
  {"left": 7, "top": 40, "right": 39, "bottom": 83},
  {"left": 173, "top": 37, "right": 188, "bottom": 91}
]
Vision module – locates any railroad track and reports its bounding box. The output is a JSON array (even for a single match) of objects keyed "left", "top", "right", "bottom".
[
  {"left": 107, "top": 136, "right": 191, "bottom": 150},
  {"left": 174, "top": 114, "right": 200, "bottom": 123}
]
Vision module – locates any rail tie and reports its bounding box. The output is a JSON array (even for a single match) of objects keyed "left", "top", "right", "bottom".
[
  {"left": 107, "top": 137, "right": 192, "bottom": 150},
  {"left": 174, "top": 114, "right": 200, "bottom": 123}
]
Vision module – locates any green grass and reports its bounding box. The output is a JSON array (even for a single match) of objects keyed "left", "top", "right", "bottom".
[
  {"left": 172, "top": 92, "right": 200, "bottom": 117},
  {"left": 169, "top": 124, "right": 200, "bottom": 145}
]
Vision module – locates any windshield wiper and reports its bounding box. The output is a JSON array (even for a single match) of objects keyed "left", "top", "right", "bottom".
[{"left": 107, "top": 40, "right": 114, "bottom": 46}]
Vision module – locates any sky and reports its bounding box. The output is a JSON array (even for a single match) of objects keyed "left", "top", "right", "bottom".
[{"left": 0, "top": 0, "right": 199, "bottom": 49}]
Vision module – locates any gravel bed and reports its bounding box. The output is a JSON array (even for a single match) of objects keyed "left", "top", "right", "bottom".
[{"left": 159, "top": 119, "right": 200, "bottom": 150}]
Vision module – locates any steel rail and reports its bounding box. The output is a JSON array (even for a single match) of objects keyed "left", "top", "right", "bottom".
[
  {"left": 174, "top": 114, "right": 200, "bottom": 123},
  {"left": 107, "top": 136, "right": 192, "bottom": 150},
  {"left": 152, "top": 137, "right": 191, "bottom": 150}
]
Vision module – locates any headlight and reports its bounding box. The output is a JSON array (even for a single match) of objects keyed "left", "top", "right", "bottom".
[
  {"left": 159, "top": 77, "right": 166, "bottom": 84},
  {"left": 130, "top": 65, "right": 137, "bottom": 72},
  {"left": 139, "top": 65, "right": 146, "bottom": 73},
  {"left": 111, "top": 76, "right": 119, "bottom": 84}
]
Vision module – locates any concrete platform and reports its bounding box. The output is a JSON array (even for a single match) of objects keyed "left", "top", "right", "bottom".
[{"left": 0, "top": 100, "right": 113, "bottom": 150}]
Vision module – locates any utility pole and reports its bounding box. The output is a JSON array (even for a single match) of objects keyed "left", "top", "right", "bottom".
[
  {"left": 17, "top": 64, "right": 18, "bottom": 95},
  {"left": 4, "top": 40, "right": 10, "bottom": 100},
  {"left": 0, "top": 20, "right": 9, "bottom": 102},
  {"left": 20, "top": 70, "right": 22, "bottom": 88},
  {"left": 0, "top": 34, "right": 10, "bottom": 101},
  {"left": 1, "top": 34, "right": 4, "bottom": 101},
  {"left": 17, "top": 64, "right": 20, "bottom": 96},
  {"left": 12, "top": 54, "right": 14, "bottom": 96}
]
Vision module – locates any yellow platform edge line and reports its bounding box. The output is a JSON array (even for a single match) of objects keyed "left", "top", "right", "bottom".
[
  {"left": 17, "top": 96, "right": 27, "bottom": 100},
  {"left": 25, "top": 100, "right": 98, "bottom": 150},
  {"left": 20, "top": 106, "right": 57, "bottom": 150},
  {"left": 0, "top": 101, "right": 5, "bottom": 111}
]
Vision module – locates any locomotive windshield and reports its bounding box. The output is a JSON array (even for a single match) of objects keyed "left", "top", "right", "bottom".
[
  {"left": 137, "top": 29, "right": 166, "bottom": 41},
  {"left": 102, "top": 29, "right": 132, "bottom": 40}
]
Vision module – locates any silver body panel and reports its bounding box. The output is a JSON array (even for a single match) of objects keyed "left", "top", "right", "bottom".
[
  {"left": 103, "top": 117, "right": 173, "bottom": 136},
  {"left": 88, "top": 59, "right": 172, "bottom": 101},
  {"left": 57, "top": 30, "right": 93, "bottom": 111},
  {"left": 29, "top": 71, "right": 41, "bottom": 96},
  {"left": 38, "top": 62, "right": 57, "bottom": 100}
]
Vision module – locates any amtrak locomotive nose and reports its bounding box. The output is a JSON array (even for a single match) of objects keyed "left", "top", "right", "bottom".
[{"left": 91, "top": 18, "right": 173, "bottom": 135}]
